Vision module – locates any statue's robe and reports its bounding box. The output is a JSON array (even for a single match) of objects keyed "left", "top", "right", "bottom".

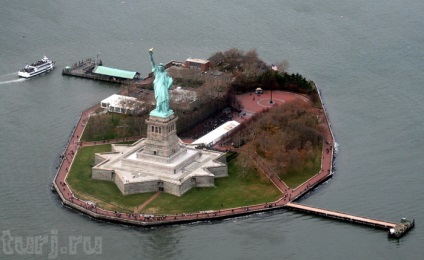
[{"left": 152, "top": 66, "right": 173, "bottom": 113}]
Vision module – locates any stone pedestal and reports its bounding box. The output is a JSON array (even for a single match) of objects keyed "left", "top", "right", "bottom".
[{"left": 139, "top": 114, "right": 181, "bottom": 158}]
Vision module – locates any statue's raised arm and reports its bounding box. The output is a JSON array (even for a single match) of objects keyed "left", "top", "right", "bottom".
[{"left": 149, "top": 48, "right": 156, "bottom": 69}]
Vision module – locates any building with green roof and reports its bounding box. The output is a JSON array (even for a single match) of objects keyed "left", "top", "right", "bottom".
[{"left": 93, "top": 66, "right": 140, "bottom": 79}]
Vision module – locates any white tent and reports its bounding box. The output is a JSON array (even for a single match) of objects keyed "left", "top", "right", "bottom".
[
  {"left": 192, "top": 121, "right": 240, "bottom": 146},
  {"left": 100, "top": 94, "right": 143, "bottom": 114}
]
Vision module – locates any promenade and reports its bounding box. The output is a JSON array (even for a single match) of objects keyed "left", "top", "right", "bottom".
[{"left": 52, "top": 90, "right": 336, "bottom": 227}]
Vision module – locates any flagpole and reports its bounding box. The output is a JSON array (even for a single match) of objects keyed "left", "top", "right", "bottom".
[
  {"left": 270, "top": 89, "right": 273, "bottom": 104},
  {"left": 269, "top": 64, "right": 276, "bottom": 104}
]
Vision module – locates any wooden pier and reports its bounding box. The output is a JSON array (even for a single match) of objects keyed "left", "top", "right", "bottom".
[
  {"left": 286, "top": 202, "right": 396, "bottom": 229},
  {"left": 286, "top": 202, "right": 413, "bottom": 237}
]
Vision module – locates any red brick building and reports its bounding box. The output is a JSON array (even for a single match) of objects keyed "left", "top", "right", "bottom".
[{"left": 185, "top": 58, "right": 210, "bottom": 71}]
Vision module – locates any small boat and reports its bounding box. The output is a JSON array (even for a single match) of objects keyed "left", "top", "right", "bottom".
[
  {"left": 388, "top": 218, "right": 415, "bottom": 238},
  {"left": 18, "top": 56, "right": 55, "bottom": 78}
]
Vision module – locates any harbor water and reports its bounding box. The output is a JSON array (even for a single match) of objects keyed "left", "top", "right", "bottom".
[{"left": 0, "top": 0, "right": 423, "bottom": 259}]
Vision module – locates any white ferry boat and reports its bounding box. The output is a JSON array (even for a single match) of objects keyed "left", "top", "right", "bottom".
[{"left": 18, "top": 56, "right": 55, "bottom": 78}]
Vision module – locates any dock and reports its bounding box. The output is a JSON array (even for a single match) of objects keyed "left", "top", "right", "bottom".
[
  {"left": 62, "top": 58, "right": 152, "bottom": 85},
  {"left": 286, "top": 202, "right": 413, "bottom": 237}
]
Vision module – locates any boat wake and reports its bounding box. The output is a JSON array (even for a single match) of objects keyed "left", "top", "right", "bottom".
[
  {"left": 0, "top": 72, "right": 26, "bottom": 85},
  {"left": 0, "top": 72, "right": 19, "bottom": 77},
  {"left": 0, "top": 78, "right": 26, "bottom": 85}
]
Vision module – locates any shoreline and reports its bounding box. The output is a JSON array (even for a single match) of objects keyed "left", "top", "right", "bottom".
[{"left": 51, "top": 88, "right": 336, "bottom": 227}]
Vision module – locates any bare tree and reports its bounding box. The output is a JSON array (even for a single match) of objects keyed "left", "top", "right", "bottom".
[{"left": 236, "top": 152, "right": 253, "bottom": 178}]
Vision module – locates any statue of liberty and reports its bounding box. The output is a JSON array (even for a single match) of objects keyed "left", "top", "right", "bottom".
[{"left": 148, "top": 48, "right": 173, "bottom": 117}]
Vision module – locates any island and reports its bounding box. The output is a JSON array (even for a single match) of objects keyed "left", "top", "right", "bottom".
[{"left": 52, "top": 48, "right": 413, "bottom": 238}]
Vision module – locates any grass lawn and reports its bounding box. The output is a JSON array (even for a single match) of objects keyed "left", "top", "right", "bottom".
[
  {"left": 66, "top": 145, "right": 155, "bottom": 213},
  {"left": 142, "top": 160, "right": 281, "bottom": 214},
  {"left": 66, "top": 145, "right": 281, "bottom": 214},
  {"left": 279, "top": 149, "right": 322, "bottom": 188},
  {"left": 81, "top": 113, "right": 148, "bottom": 142}
]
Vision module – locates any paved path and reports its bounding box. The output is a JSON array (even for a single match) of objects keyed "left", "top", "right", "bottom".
[
  {"left": 234, "top": 90, "right": 310, "bottom": 122},
  {"left": 52, "top": 90, "right": 336, "bottom": 226},
  {"left": 135, "top": 191, "right": 161, "bottom": 213}
]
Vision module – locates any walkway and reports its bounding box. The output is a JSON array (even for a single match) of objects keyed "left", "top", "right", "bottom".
[
  {"left": 135, "top": 191, "right": 161, "bottom": 213},
  {"left": 286, "top": 202, "right": 397, "bottom": 229}
]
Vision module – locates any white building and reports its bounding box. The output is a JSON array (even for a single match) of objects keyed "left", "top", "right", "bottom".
[
  {"left": 192, "top": 121, "right": 240, "bottom": 147},
  {"left": 100, "top": 94, "right": 144, "bottom": 114}
]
